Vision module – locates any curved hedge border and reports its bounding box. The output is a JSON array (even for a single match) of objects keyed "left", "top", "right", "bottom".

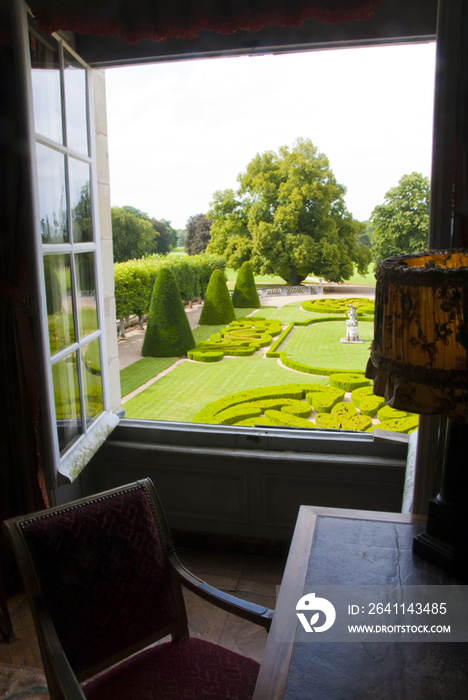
[
  {"left": 377, "top": 405, "right": 409, "bottom": 422},
  {"left": 187, "top": 350, "right": 224, "bottom": 362},
  {"left": 114, "top": 253, "right": 226, "bottom": 319},
  {"left": 192, "top": 384, "right": 320, "bottom": 424},
  {"left": 329, "top": 373, "right": 370, "bottom": 392},
  {"left": 302, "top": 297, "right": 375, "bottom": 316},
  {"left": 191, "top": 318, "right": 282, "bottom": 361},
  {"left": 266, "top": 323, "right": 295, "bottom": 358},
  {"left": 191, "top": 382, "right": 418, "bottom": 434},
  {"left": 280, "top": 353, "right": 367, "bottom": 378},
  {"left": 305, "top": 387, "right": 345, "bottom": 413}
]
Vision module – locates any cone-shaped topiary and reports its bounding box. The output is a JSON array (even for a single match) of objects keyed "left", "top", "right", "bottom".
[
  {"left": 199, "top": 269, "right": 236, "bottom": 325},
  {"left": 142, "top": 267, "right": 195, "bottom": 357},
  {"left": 232, "top": 261, "right": 260, "bottom": 308}
]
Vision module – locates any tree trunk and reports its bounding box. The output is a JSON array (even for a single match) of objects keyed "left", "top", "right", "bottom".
[
  {"left": 288, "top": 266, "right": 298, "bottom": 285},
  {"left": 288, "top": 266, "right": 306, "bottom": 285}
]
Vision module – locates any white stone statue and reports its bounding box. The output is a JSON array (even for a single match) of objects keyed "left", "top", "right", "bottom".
[{"left": 341, "top": 304, "right": 363, "bottom": 344}]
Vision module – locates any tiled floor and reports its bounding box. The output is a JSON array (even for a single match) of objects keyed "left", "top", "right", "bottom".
[{"left": 0, "top": 548, "right": 285, "bottom": 670}]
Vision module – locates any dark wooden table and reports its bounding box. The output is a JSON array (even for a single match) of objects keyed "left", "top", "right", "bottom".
[{"left": 253, "top": 506, "right": 467, "bottom": 700}]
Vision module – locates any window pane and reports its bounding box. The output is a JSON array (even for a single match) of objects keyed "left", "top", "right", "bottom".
[
  {"left": 44, "top": 254, "right": 75, "bottom": 355},
  {"left": 64, "top": 49, "right": 89, "bottom": 155},
  {"left": 75, "top": 252, "right": 98, "bottom": 338},
  {"left": 81, "top": 339, "right": 103, "bottom": 425},
  {"left": 29, "top": 32, "right": 62, "bottom": 144},
  {"left": 52, "top": 353, "right": 82, "bottom": 453},
  {"left": 36, "top": 144, "right": 68, "bottom": 243},
  {"left": 69, "top": 158, "right": 93, "bottom": 242}
]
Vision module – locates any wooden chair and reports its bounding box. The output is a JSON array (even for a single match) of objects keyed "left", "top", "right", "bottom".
[{"left": 2, "top": 478, "right": 273, "bottom": 700}]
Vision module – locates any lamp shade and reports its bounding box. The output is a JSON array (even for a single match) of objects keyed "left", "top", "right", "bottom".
[{"left": 366, "top": 250, "right": 468, "bottom": 422}]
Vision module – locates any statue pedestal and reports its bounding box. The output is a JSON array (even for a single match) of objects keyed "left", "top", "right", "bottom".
[{"left": 340, "top": 337, "right": 364, "bottom": 344}]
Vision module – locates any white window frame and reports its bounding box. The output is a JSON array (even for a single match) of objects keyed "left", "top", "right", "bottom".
[{"left": 17, "top": 2, "right": 118, "bottom": 487}]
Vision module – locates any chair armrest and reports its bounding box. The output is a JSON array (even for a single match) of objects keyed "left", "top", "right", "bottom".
[
  {"left": 35, "top": 599, "right": 87, "bottom": 700},
  {"left": 169, "top": 553, "right": 274, "bottom": 631}
]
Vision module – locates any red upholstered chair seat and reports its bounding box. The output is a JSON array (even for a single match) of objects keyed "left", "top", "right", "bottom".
[{"left": 83, "top": 638, "right": 260, "bottom": 700}]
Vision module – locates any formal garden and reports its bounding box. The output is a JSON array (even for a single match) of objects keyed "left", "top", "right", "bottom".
[{"left": 117, "top": 257, "right": 418, "bottom": 435}]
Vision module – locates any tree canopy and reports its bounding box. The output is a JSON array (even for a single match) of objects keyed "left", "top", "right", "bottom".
[
  {"left": 112, "top": 206, "right": 176, "bottom": 262},
  {"left": 206, "top": 138, "right": 371, "bottom": 285},
  {"left": 184, "top": 214, "right": 213, "bottom": 255},
  {"left": 370, "top": 172, "right": 430, "bottom": 262}
]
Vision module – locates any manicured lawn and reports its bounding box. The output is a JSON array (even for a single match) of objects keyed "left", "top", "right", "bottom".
[
  {"left": 169, "top": 247, "right": 186, "bottom": 255},
  {"left": 120, "top": 357, "right": 178, "bottom": 397},
  {"left": 340, "top": 264, "right": 376, "bottom": 287},
  {"left": 120, "top": 307, "right": 257, "bottom": 398},
  {"left": 282, "top": 320, "right": 374, "bottom": 371},
  {"left": 123, "top": 355, "right": 328, "bottom": 422}
]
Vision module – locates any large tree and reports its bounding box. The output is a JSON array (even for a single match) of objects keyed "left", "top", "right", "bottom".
[
  {"left": 112, "top": 206, "right": 175, "bottom": 262},
  {"left": 371, "top": 172, "right": 430, "bottom": 262},
  {"left": 207, "top": 138, "right": 370, "bottom": 285},
  {"left": 184, "top": 214, "right": 213, "bottom": 255},
  {"left": 112, "top": 206, "right": 159, "bottom": 262},
  {"left": 150, "top": 218, "right": 173, "bottom": 254}
]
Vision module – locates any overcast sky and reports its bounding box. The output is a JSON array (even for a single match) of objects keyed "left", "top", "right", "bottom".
[{"left": 105, "top": 42, "right": 436, "bottom": 231}]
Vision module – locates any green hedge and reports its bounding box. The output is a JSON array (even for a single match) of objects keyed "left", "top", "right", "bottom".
[
  {"left": 188, "top": 350, "right": 224, "bottom": 362},
  {"left": 377, "top": 416, "right": 419, "bottom": 434},
  {"left": 342, "top": 414, "right": 373, "bottom": 431},
  {"left": 279, "top": 355, "right": 368, "bottom": 378},
  {"left": 266, "top": 323, "right": 294, "bottom": 357},
  {"left": 141, "top": 267, "right": 195, "bottom": 357},
  {"left": 192, "top": 382, "right": 419, "bottom": 435},
  {"left": 315, "top": 413, "right": 341, "bottom": 429},
  {"left": 191, "top": 318, "right": 281, "bottom": 361},
  {"left": 359, "top": 396, "right": 385, "bottom": 417},
  {"left": 232, "top": 261, "right": 260, "bottom": 308},
  {"left": 350, "top": 385, "right": 374, "bottom": 406},
  {"left": 331, "top": 401, "right": 358, "bottom": 419},
  {"left": 215, "top": 405, "right": 262, "bottom": 425},
  {"left": 264, "top": 410, "right": 316, "bottom": 429},
  {"left": 377, "top": 405, "right": 408, "bottom": 422},
  {"left": 305, "top": 387, "right": 345, "bottom": 413},
  {"left": 302, "top": 297, "right": 375, "bottom": 316},
  {"left": 199, "top": 269, "right": 236, "bottom": 325},
  {"left": 114, "top": 253, "right": 226, "bottom": 319},
  {"left": 192, "top": 384, "right": 319, "bottom": 424},
  {"left": 329, "top": 373, "right": 370, "bottom": 392}
]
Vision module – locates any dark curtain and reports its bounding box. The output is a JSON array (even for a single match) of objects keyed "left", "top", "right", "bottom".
[
  {"left": 0, "top": 1, "right": 47, "bottom": 591},
  {"left": 28, "top": 0, "right": 384, "bottom": 45}
]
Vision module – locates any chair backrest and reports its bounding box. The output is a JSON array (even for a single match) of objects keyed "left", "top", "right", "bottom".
[{"left": 3, "top": 480, "right": 188, "bottom": 679}]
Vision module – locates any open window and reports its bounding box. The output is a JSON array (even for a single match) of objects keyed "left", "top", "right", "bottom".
[
  {"left": 8, "top": 0, "right": 443, "bottom": 513},
  {"left": 19, "top": 13, "right": 119, "bottom": 486}
]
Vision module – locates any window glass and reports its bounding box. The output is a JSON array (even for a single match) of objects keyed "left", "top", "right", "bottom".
[
  {"left": 64, "top": 49, "right": 89, "bottom": 155},
  {"left": 36, "top": 143, "right": 68, "bottom": 243},
  {"left": 52, "top": 353, "right": 82, "bottom": 453},
  {"left": 75, "top": 252, "right": 98, "bottom": 338},
  {"left": 81, "top": 339, "right": 104, "bottom": 424},
  {"left": 44, "top": 254, "right": 75, "bottom": 355},
  {"left": 69, "top": 157, "right": 93, "bottom": 242},
  {"left": 29, "top": 32, "right": 62, "bottom": 144}
]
